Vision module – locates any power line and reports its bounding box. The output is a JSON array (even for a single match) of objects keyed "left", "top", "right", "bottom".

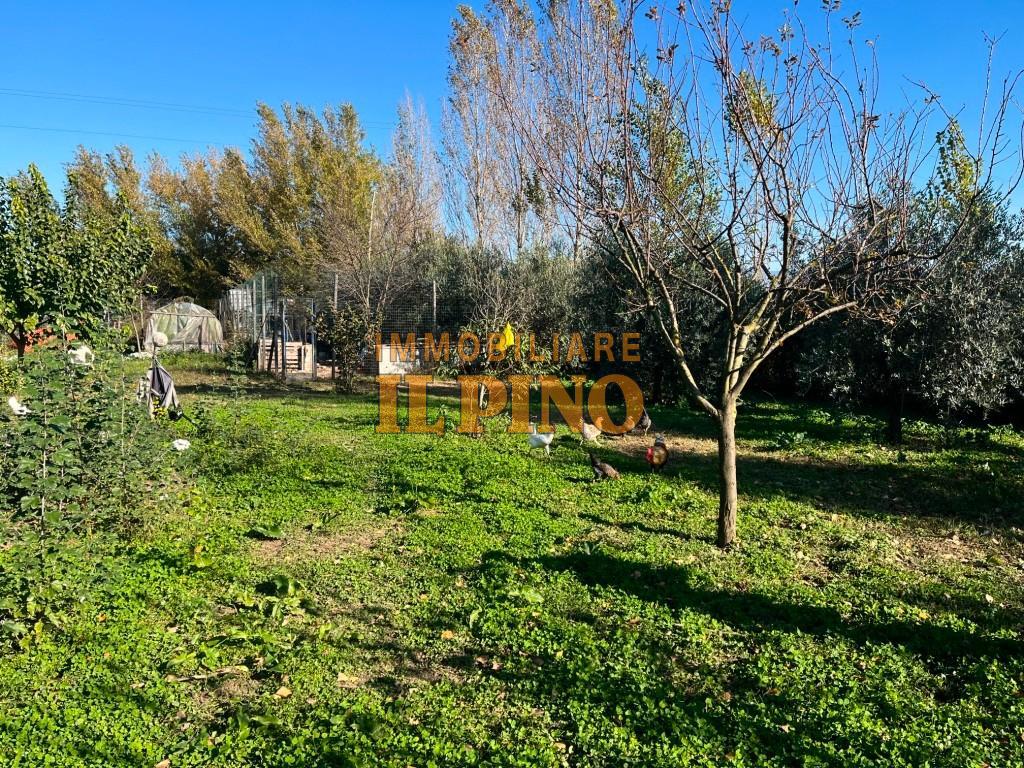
[
  {"left": 0, "top": 122, "right": 228, "bottom": 145},
  {"left": 0, "top": 86, "right": 400, "bottom": 128},
  {"left": 0, "top": 86, "right": 253, "bottom": 118}
]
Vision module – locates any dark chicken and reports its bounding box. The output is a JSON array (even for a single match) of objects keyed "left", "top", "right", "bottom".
[
  {"left": 589, "top": 452, "right": 620, "bottom": 480},
  {"left": 632, "top": 408, "right": 652, "bottom": 436}
]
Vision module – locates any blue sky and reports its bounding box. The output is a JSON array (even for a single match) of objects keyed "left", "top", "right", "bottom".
[{"left": 1, "top": 1, "right": 1021, "bottom": 186}]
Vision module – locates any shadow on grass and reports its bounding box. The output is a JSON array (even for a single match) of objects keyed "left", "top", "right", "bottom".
[
  {"left": 626, "top": 441, "right": 1024, "bottom": 526},
  {"left": 481, "top": 548, "right": 1022, "bottom": 662},
  {"left": 450, "top": 545, "right": 1023, "bottom": 764},
  {"left": 580, "top": 511, "right": 710, "bottom": 542}
]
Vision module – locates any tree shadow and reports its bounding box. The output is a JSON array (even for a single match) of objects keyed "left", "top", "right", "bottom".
[
  {"left": 454, "top": 546, "right": 1023, "bottom": 764},
  {"left": 580, "top": 511, "right": 709, "bottom": 542},
  {"left": 481, "top": 548, "right": 1023, "bottom": 662},
  {"left": 646, "top": 442, "right": 1024, "bottom": 526}
]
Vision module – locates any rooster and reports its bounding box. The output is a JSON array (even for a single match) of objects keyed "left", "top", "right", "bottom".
[
  {"left": 589, "top": 452, "right": 620, "bottom": 481},
  {"left": 578, "top": 417, "right": 602, "bottom": 444},
  {"left": 528, "top": 422, "right": 555, "bottom": 456},
  {"left": 646, "top": 434, "right": 669, "bottom": 473}
]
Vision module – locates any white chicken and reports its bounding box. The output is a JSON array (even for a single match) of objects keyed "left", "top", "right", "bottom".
[
  {"left": 68, "top": 344, "right": 95, "bottom": 366},
  {"left": 528, "top": 423, "right": 555, "bottom": 456},
  {"left": 577, "top": 417, "right": 601, "bottom": 444},
  {"left": 7, "top": 396, "right": 29, "bottom": 416}
]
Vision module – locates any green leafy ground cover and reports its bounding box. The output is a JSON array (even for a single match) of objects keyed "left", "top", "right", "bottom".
[{"left": 1, "top": 355, "right": 1022, "bottom": 767}]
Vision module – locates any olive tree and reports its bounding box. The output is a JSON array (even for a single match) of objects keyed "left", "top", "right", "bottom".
[
  {"left": 801, "top": 191, "right": 1024, "bottom": 440},
  {"left": 456, "top": 0, "right": 1022, "bottom": 546}
]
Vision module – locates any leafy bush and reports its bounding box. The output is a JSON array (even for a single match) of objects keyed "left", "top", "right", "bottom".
[
  {"left": 0, "top": 337, "right": 176, "bottom": 645},
  {"left": 769, "top": 430, "right": 808, "bottom": 451},
  {"left": 315, "top": 305, "right": 370, "bottom": 392},
  {"left": 0, "top": 356, "right": 19, "bottom": 394}
]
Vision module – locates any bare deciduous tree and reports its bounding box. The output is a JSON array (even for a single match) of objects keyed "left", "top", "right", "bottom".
[
  {"left": 460, "top": 0, "right": 1022, "bottom": 546},
  {"left": 325, "top": 96, "right": 441, "bottom": 333}
]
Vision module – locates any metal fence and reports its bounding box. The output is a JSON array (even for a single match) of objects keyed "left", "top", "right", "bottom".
[
  {"left": 218, "top": 270, "right": 447, "bottom": 378},
  {"left": 218, "top": 272, "right": 320, "bottom": 375}
]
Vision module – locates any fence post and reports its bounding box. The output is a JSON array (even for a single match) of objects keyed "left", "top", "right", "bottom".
[
  {"left": 280, "top": 300, "right": 287, "bottom": 377},
  {"left": 310, "top": 299, "right": 317, "bottom": 379}
]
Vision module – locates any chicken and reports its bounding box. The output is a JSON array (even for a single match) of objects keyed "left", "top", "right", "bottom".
[
  {"left": 632, "top": 408, "right": 652, "bottom": 436},
  {"left": 528, "top": 422, "right": 555, "bottom": 456},
  {"left": 68, "top": 344, "right": 95, "bottom": 366},
  {"left": 589, "top": 452, "right": 620, "bottom": 481},
  {"left": 594, "top": 415, "right": 624, "bottom": 439},
  {"left": 578, "top": 417, "right": 602, "bottom": 444},
  {"left": 7, "top": 396, "right": 29, "bottom": 417},
  {"left": 645, "top": 434, "right": 669, "bottom": 472}
]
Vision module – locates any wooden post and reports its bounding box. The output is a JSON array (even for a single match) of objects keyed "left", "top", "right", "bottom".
[
  {"left": 280, "top": 300, "right": 287, "bottom": 377},
  {"left": 310, "top": 299, "right": 317, "bottom": 379}
]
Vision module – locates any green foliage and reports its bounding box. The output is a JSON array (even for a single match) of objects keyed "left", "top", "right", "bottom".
[
  {"left": 0, "top": 356, "right": 20, "bottom": 394},
  {"left": 0, "top": 165, "right": 152, "bottom": 355},
  {"left": 931, "top": 121, "right": 979, "bottom": 213},
  {"left": 768, "top": 430, "right": 808, "bottom": 451},
  {"left": 217, "top": 102, "right": 381, "bottom": 287},
  {"left": 0, "top": 368, "right": 1021, "bottom": 766},
  {"left": 799, "top": 192, "right": 1024, "bottom": 429},
  {"left": 0, "top": 337, "right": 175, "bottom": 649},
  {"left": 727, "top": 71, "right": 779, "bottom": 137},
  {"left": 315, "top": 304, "right": 371, "bottom": 393}
]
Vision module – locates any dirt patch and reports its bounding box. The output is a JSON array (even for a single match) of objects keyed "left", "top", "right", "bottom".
[
  {"left": 251, "top": 519, "right": 403, "bottom": 565},
  {"left": 216, "top": 674, "right": 261, "bottom": 702},
  {"left": 610, "top": 432, "right": 717, "bottom": 461}
]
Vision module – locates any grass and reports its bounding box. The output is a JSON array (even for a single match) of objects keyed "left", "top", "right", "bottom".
[{"left": 1, "top": 354, "right": 1022, "bottom": 766}]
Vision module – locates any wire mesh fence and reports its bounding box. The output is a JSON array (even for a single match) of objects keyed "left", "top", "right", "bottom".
[
  {"left": 218, "top": 272, "right": 319, "bottom": 375},
  {"left": 217, "top": 270, "right": 448, "bottom": 379}
]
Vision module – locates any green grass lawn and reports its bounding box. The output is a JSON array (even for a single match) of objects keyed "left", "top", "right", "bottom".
[{"left": 1, "top": 356, "right": 1022, "bottom": 767}]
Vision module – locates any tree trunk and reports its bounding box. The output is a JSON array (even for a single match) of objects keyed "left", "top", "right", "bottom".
[
  {"left": 716, "top": 399, "right": 738, "bottom": 548},
  {"left": 11, "top": 325, "right": 27, "bottom": 359},
  {"left": 886, "top": 384, "right": 905, "bottom": 445}
]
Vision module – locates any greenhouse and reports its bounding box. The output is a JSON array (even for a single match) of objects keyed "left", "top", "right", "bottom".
[{"left": 143, "top": 301, "right": 223, "bottom": 353}]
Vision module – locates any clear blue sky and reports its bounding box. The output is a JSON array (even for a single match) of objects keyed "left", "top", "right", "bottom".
[{"left": 1, "top": 1, "right": 1021, "bottom": 186}]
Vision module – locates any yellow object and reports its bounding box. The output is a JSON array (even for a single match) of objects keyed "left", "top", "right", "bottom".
[{"left": 499, "top": 323, "right": 515, "bottom": 351}]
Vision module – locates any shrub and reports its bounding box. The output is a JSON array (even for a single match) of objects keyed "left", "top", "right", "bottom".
[
  {"left": 0, "top": 336, "right": 176, "bottom": 645},
  {"left": 315, "top": 305, "right": 371, "bottom": 393},
  {"left": 0, "top": 356, "right": 19, "bottom": 395}
]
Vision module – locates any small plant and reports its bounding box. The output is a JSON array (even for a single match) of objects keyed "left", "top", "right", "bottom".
[
  {"left": 0, "top": 356, "right": 20, "bottom": 394},
  {"left": 769, "top": 430, "right": 808, "bottom": 451},
  {"left": 315, "top": 305, "right": 372, "bottom": 393}
]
